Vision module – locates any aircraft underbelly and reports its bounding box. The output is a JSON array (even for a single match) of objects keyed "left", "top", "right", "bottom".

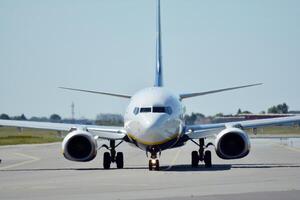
[{"left": 126, "top": 121, "right": 182, "bottom": 151}]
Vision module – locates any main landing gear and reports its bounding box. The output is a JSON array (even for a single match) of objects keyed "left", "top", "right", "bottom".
[
  {"left": 148, "top": 150, "right": 160, "bottom": 171},
  {"left": 191, "top": 138, "right": 212, "bottom": 168},
  {"left": 103, "top": 140, "right": 124, "bottom": 169}
]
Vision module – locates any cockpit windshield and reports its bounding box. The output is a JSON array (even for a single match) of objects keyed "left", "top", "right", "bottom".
[
  {"left": 133, "top": 106, "right": 172, "bottom": 115},
  {"left": 140, "top": 107, "right": 151, "bottom": 113},
  {"left": 153, "top": 107, "right": 166, "bottom": 113}
]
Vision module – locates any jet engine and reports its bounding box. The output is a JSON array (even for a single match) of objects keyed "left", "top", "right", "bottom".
[
  {"left": 215, "top": 127, "right": 250, "bottom": 159},
  {"left": 62, "top": 130, "right": 97, "bottom": 162}
]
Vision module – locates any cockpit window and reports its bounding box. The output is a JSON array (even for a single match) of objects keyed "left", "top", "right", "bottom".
[
  {"left": 166, "top": 106, "right": 173, "bottom": 115},
  {"left": 140, "top": 107, "right": 151, "bottom": 113},
  {"left": 153, "top": 107, "right": 166, "bottom": 113},
  {"left": 136, "top": 106, "right": 173, "bottom": 115},
  {"left": 153, "top": 106, "right": 173, "bottom": 114},
  {"left": 133, "top": 107, "right": 139, "bottom": 115}
]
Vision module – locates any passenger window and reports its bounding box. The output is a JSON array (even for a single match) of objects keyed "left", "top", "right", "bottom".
[{"left": 140, "top": 107, "right": 151, "bottom": 113}]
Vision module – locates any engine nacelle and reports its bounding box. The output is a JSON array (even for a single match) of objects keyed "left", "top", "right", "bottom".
[
  {"left": 215, "top": 127, "right": 250, "bottom": 159},
  {"left": 62, "top": 130, "right": 97, "bottom": 162}
]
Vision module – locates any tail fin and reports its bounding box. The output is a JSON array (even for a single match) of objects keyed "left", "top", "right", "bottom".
[{"left": 154, "top": 0, "right": 163, "bottom": 87}]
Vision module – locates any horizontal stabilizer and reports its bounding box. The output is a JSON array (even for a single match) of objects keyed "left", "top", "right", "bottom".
[
  {"left": 179, "top": 83, "right": 262, "bottom": 100},
  {"left": 59, "top": 87, "right": 131, "bottom": 99}
]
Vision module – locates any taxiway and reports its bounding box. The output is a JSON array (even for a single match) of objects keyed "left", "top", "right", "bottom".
[{"left": 1, "top": 138, "right": 300, "bottom": 200}]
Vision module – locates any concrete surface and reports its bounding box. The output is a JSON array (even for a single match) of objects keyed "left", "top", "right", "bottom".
[{"left": 1, "top": 138, "right": 300, "bottom": 200}]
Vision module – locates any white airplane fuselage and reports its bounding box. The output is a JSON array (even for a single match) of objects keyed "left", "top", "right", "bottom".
[{"left": 124, "top": 87, "right": 185, "bottom": 151}]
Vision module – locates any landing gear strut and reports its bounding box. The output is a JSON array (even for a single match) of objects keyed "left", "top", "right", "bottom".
[
  {"left": 191, "top": 138, "right": 212, "bottom": 168},
  {"left": 103, "top": 140, "right": 124, "bottom": 169},
  {"left": 148, "top": 151, "right": 160, "bottom": 171}
]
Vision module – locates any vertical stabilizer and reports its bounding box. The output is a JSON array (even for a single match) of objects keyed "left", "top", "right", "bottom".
[{"left": 154, "top": 0, "right": 163, "bottom": 87}]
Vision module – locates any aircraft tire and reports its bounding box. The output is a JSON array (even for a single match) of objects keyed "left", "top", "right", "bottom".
[
  {"left": 204, "top": 151, "right": 212, "bottom": 168},
  {"left": 191, "top": 151, "right": 199, "bottom": 167},
  {"left": 155, "top": 159, "right": 160, "bottom": 171},
  {"left": 149, "top": 160, "right": 153, "bottom": 171},
  {"left": 103, "top": 152, "right": 111, "bottom": 169},
  {"left": 116, "top": 152, "right": 124, "bottom": 169}
]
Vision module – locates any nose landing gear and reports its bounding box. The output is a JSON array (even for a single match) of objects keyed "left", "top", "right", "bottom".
[
  {"left": 149, "top": 159, "right": 159, "bottom": 171},
  {"left": 148, "top": 151, "right": 160, "bottom": 171}
]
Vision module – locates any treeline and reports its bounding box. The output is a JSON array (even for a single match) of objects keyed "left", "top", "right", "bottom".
[
  {"left": 0, "top": 113, "right": 94, "bottom": 125},
  {"left": 0, "top": 103, "right": 297, "bottom": 127},
  {"left": 95, "top": 114, "right": 123, "bottom": 126},
  {"left": 0, "top": 113, "right": 123, "bottom": 126},
  {"left": 185, "top": 103, "right": 296, "bottom": 125}
]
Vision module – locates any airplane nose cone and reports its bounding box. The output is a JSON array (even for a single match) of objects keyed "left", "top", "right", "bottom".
[{"left": 142, "top": 114, "right": 166, "bottom": 132}]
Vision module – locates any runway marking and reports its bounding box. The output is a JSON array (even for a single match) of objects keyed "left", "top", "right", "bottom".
[
  {"left": 0, "top": 153, "right": 40, "bottom": 170},
  {"left": 163, "top": 149, "right": 182, "bottom": 171}
]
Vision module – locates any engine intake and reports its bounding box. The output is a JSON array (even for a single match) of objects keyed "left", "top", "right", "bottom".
[
  {"left": 62, "top": 130, "right": 97, "bottom": 162},
  {"left": 215, "top": 127, "right": 250, "bottom": 159}
]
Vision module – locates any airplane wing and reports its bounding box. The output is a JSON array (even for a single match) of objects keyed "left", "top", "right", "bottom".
[
  {"left": 185, "top": 115, "right": 300, "bottom": 139},
  {"left": 59, "top": 87, "right": 131, "bottom": 99},
  {"left": 0, "top": 119, "right": 126, "bottom": 140},
  {"left": 179, "top": 83, "right": 262, "bottom": 100}
]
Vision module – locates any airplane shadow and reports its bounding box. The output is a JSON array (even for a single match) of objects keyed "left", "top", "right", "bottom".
[
  {"left": 231, "top": 163, "right": 300, "bottom": 169},
  {"left": 161, "top": 164, "right": 231, "bottom": 172},
  {"left": 0, "top": 165, "right": 230, "bottom": 172},
  {"left": 1, "top": 163, "right": 300, "bottom": 172},
  {"left": 0, "top": 166, "right": 148, "bottom": 172}
]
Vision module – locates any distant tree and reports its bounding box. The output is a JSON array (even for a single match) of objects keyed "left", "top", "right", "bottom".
[
  {"left": 30, "top": 116, "right": 49, "bottom": 122},
  {"left": 268, "top": 103, "right": 289, "bottom": 114},
  {"left": 268, "top": 106, "right": 278, "bottom": 114},
  {"left": 96, "top": 113, "right": 123, "bottom": 126},
  {"left": 184, "top": 113, "right": 205, "bottom": 125},
  {"left": 50, "top": 114, "right": 62, "bottom": 122},
  {"left": 281, "top": 103, "right": 289, "bottom": 114},
  {"left": 0, "top": 113, "right": 10, "bottom": 120},
  {"left": 13, "top": 114, "right": 27, "bottom": 120},
  {"left": 215, "top": 113, "right": 224, "bottom": 117},
  {"left": 21, "top": 114, "right": 27, "bottom": 120},
  {"left": 236, "top": 109, "right": 252, "bottom": 115},
  {"left": 260, "top": 111, "right": 266, "bottom": 114}
]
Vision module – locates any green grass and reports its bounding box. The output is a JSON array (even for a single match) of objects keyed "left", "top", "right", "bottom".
[{"left": 0, "top": 127, "right": 64, "bottom": 146}]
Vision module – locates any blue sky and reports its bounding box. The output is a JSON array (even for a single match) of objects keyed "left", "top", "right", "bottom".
[{"left": 1, "top": 0, "right": 299, "bottom": 119}]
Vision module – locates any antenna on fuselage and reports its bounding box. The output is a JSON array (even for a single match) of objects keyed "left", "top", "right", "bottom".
[{"left": 154, "top": 0, "right": 163, "bottom": 87}]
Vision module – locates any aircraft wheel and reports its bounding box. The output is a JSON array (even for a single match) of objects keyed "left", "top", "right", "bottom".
[
  {"left": 149, "top": 159, "right": 160, "bottom": 171},
  {"left": 155, "top": 159, "right": 160, "bottom": 171},
  {"left": 103, "top": 152, "right": 111, "bottom": 169},
  {"left": 116, "top": 152, "right": 124, "bottom": 169},
  {"left": 148, "top": 160, "right": 153, "bottom": 171},
  {"left": 204, "top": 151, "right": 212, "bottom": 168},
  {"left": 191, "top": 151, "right": 199, "bottom": 167}
]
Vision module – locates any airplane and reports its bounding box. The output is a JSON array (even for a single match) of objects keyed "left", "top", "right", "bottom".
[{"left": 1, "top": 0, "right": 300, "bottom": 171}]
